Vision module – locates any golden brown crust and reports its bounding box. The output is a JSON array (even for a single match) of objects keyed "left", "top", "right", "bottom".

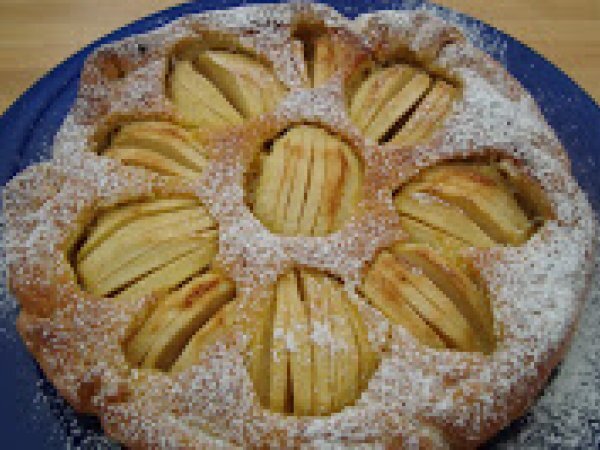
[{"left": 4, "top": 2, "right": 596, "bottom": 448}]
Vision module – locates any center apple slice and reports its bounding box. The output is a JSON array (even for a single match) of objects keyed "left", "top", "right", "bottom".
[{"left": 251, "top": 125, "right": 363, "bottom": 236}]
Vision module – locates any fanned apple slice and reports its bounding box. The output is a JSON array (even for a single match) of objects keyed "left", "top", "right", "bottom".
[
  {"left": 326, "top": 276, "right": 359, "bottom": 412},
  {"left": 319, "top": 276, "right": 340, "bottom": 413},
  {"left": 283, "top": 272, "right": 313, "bottom": 416},
  {"left": 417, "top": 165, "right": 533, "bottom": 245},
  {"left": 398, "top": 215, "right": 466, "bottom": 262},
  {"left": 341, "top": 298, "right": 379, "bottom": 392},
  {"left": 252, "top": 126, "right": 361, "bottom": 236},
  {"left": 335, "top": 141, "right": 362, "bottom": 229},
  {"left": 78, "top": 208, "right": 215, "bottom": 289},
  {"left": 109, "top": 121, "right": 207, "bottom": 173},
  {"left": 302, "top": 271, "right": 333, "bottom": 415},
  {"left": 104, "top": 147, "right": 199, "bottom": 177},
  {"left": 241, "top": 269, "right": 381, "bottom": 416},
  {"left": 314, "top": 131, "right": 362, "bottom": 235},
  {"left": 297, "top": 127, "right": 327, "bottom": 235},
  {"left": 114, "top": 238, "right": 217, "bottom": 303},
  {"left": 125, "top": 271, "right": 235, "bottom": 370},
  {"left": 313, "top": 132, "right": 344, "bottom": 235},
  {"left": 272, "top": 129, "right": 300, "bottom": 234},
  {"left": 393, "top": 243, "right": 495, "bottom": 352},
  {"left": 246, "top": 292, "right": 276, "bottom": 407},
  {"left": 382, "top": 252, "right": 482, "bottom": 351},
  {"left": 196, "top": 51, "right": 286, "bottom": 118},
  {"left": 496, "top": 159, "right": 555, "bottom": 221},
  {"left": 253, "top": 131, "right": 287, "bottom": 230},
  {"left": 77, "top": 197, "right": 197, "bottom": 262},
  {"left": 82, "top": 205, "right": 215, "bottom": 268},
  {"left": 126, "top": 274, "right": 206, "bottom": 365},
  {"left": 170, "top": 60, "right": 243, "bottom": 128},
  {"left": 350, "top": 65, "right": 416, "bottom": 133},
  {"left": 196, "top": 51, "right": 262, "bottom": 118},
  {"left": 395, "top": 189, "right": 496, "bottom": 248},
  {"left": 282, "top": 126, "right": 313, "bottom": 235},
  {"left": 170, "top": 300, "right": 238, "bottom": 374},
  {"left": 361, "top": 252, "right": 445, "bottom": 349},
  {"left": 312, "top": 34, "right": 340, "bottom": 87},
  {"left": 348, "top": 58, "right": 459, "bottom": 145},
  {"left": 87, "top": 231, "right": 217, "bottom": 297},
  {"left": 389, "top": 80, "right": 456, "bottom": 146},
  {"left": 365, "top": 72, "right": 432, "bottom": 142},
  {"left": 269, "top": 272, "right": 291, "bottom": 414},
  {"left": 77, "top": 202, "right": 216, "bottom": 297}
]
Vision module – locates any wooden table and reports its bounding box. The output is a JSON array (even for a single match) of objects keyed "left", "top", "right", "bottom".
[{"left": 0, "top": 0, "right": 599, "bottom": 113}]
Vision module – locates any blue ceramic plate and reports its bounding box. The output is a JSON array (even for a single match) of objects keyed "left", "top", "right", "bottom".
[{"left": 1, "top": 1, "right": 598, "bottom": 448}]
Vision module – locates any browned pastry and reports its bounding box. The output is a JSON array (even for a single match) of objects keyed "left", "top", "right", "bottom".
[{"left": 3, "top": 2, "right": 596, "bottom": 449}]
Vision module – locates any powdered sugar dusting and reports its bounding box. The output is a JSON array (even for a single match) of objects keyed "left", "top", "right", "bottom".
[{"left": 1, "top": 2, "right": 597, "bottom": 448}]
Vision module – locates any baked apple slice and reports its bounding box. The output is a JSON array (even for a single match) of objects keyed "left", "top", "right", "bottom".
[
  {"left": 362, "top": 249, "right": 494, "bottom": 353},
  {"left": 394, "top": 159, "right": 547, "bottom": 251},
  {"left": 393, "top": 243, "right": 495, "bottom": 351},
  {"left": 114, "top": 240, "right": 217, "bottom": 303},
  {"left": 77, "top": 197, "right": 197, "bottom": 262},
  {"left": 326, "top": 275, "right": 359, "bottom": 411},
  {"left": 303, "top": 271, "right": 334, "bottom": 415},
  {"left": 495, "top": 159, "right": 555, "bottom": 222},
  {"left": 296, "top": 126, "right": 327, "bottom": 235},
  {"left": 349, "top": 65, "right": 416, "bottom": 135},
  {"left": 105, "top": 147, "right": 198, "bottom": 177},
  {"left": 388, "top": 80, "right": 456, "bottom": 146},
  {"left": 73, "top": 197, "right": 242, "bottom": 373},
  {"left": 383, "top": 159, "right": 553, "bottom": 352},
  {"left": 349, "top": 62, "right": 458, "bottom": 145},
  {"left": 170, "top": 300, "right": 239, "bottom": 374},
  {"left": 341, "top": 296, "right": 379, "bottom": 391},
  {"left": 104, "top": 121, "right": 208, "bottom": 177},
  {"left": 75, "top": 198, "right": 217, "bottom": 297},
  {"left": 294, "top": 31, "right": 348, "bottom": 87},
  {"left": 312, "top": 34, "right": 342, "bottom": 87},
  {"left": 251, "top": 125, "right": 362, "bottom": 236},
  {"left": 415, "top": 164, "right": 533, "bottom": 245},
  {"left": 365, "top": 72, "right": 432, "bottom": 142},
  {"left": 196, "top": 50, "right": 286, "bottom": 118},
  {"left": 242, "top": 269, "right": 382, "bottom": 416},
  {"left": 126, "top": 271, "right": 235, "bottom": 370},
  {"left": 281, "top": 126, "right": 313, "bottom": 235},
  {"left": 269, "top": 271, "right": 292, "bottom": 413},
  {"left": 78, "top": 209, "right": 216, "bottom": 296},
  {"left": 244, "top": 293, "right": 276, "bottom": 407},
  {"left": 395, "top": 188, "right": 496, "bottom": 248},
  {"left": 398, "top": 215, "right": 466, "bottom": 263},
  {"left": 283, "top": 272, "right": 313, "bottom": 416},
  {"left": 170, "top": 59, "right": 243, "bottom": 128},
  {"left": 361, "top": 252, "right": 446, "bottom": 349}
]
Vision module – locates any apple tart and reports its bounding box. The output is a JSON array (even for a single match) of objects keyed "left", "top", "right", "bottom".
[{"left": 4, "top": 2, "right": 596, "bottom": 449}]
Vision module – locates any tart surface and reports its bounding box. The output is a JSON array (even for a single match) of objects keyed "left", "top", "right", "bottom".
[{"left": 3, "top": 2, "right": 596, "bottom": 448}]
